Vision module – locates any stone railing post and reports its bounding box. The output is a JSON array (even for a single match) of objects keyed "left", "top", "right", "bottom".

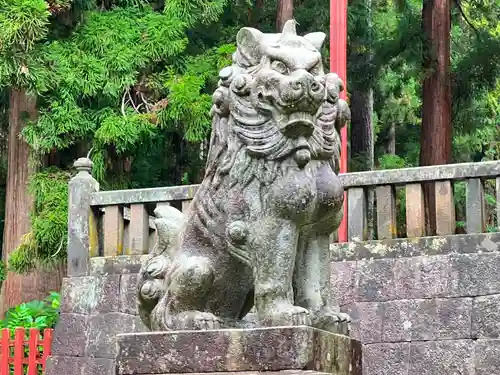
[{"left": 67, "top": 157, "right": 99, "bottom": 277}]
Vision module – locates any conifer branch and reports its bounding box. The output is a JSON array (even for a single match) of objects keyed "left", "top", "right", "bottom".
[
  {"left": 453, "top": 0, "right": 480, "bottom": 38},
  {"left": 121, "top": 90, "right": 128, "bottom": 117}
]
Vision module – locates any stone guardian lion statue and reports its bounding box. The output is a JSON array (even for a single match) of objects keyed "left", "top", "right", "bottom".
[{"left": 137, "top": 20, "right": 351, "bottom": 333}]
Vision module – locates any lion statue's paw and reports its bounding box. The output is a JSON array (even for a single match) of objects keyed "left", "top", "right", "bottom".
[
  {"left": 172, "top": 311, "right": 223, "bottom": 330},
  {"left": 312, "top": 309, "right": 351, "bottom": 334},
  {"left": 259, "top": 302, "right": 311, "bottom": 327}
]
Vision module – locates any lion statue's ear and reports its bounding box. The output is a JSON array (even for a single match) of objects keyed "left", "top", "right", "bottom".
[
  {"left": 236, "top": 27, "right": 264, "bottom": 66},
  {"left": 303, "top": 32, "right": 327, "bottom": 51}
]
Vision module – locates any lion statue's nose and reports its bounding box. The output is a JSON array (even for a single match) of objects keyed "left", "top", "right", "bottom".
[{"left": 280, "top": 70, "right": 325, "bottom": 109}]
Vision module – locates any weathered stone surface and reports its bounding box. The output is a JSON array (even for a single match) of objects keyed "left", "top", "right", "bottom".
[
  {"left": 375, "top": 185, "right": 397, "bottom": 240},
  {"left": 60, "top": 274, "right": 121, "bottom": 315},
  {"left": 51, "top": 313, "right": 88, "bottom": 357},
  {"left": 393, "top": 255, "right": 450, "bottom": 300},
  {"left": 68, "top": 157, "right": 99, "bottom": 277},
  {"left": 405, "top": 183, "right": 425, "bottom": 238},
  {"left": 116, "top": 327, "right": 361, "bottom": 375},
  {"left": 475, "top": 339, "right": 500, "bottom": 375},
  {"left": 136, "top": 21, "right": 350, "bottom": 332},
  {"left": 83, "top": 357, "right": 115, "bottom": 375},
  {"left": 330, "top": 260, "right": 357, "bottom": 307},
  {"left": 345, "top": 302, "right": 382, "bottom": 343},
  {"left": 434, "top": 180, "right": 456, "bottom": 236},
  {"left": 382, "top": 298, "right": 472, "bottom": 342},
  {"left": 128, "top": 203, "right": 150, "bottom": 255},
  {"left": 381, "top": 300, "right": 413, "bottom": 342},
  {"left": 497, "top": 177, "right": 500, "bottom": 231},
  {"left": 91, "top": 275, "right": 121, "bottom": 314},
  {"left": 137, "top": 372, "right": 331, "bottom": 375},
  {"left": 87, "top": 312, "right": 141, "bottom": 359},
  {"left": 348, "top": 188, "right": 368, "bottom": 241},
  {"left": 338, "top": 160, "right": 500, "bottom": 188},
  {"left": 46, "top": 356, "right": 115, "bottom": 375},
  {"left": 90, "top": 257, "right": 115, "bottom": 276},
  {"left": 362, "top": 343, "right": 409, "bottom": 375},
  {"left": 331, "top": 233, "right": 500, "bottom": 261},
  {"left": 91, "top": 185, "right": 199, "bottom": 206},
  {"left": 104, "top": 205, "right": 124, "bottom": 256},
  {"left": 45, "top": 356, "right": 87, "bottom": 375},
  {"left": 134, "top": 315, "right": 149, "bottom": 332},
  {"left": 61, "top": 276, "right": 98, "bottom": 314},
  {"left": 409, "top": 340, "right": 474, "bottom": 375},
  {"left": 114, "top": 255, "right": 147, "bottom": 274},
  {"left": 120, "top": 274, "right": 139, "bottom": 315},
  {"left": 431, "top": 298, "right": 472, "bottom": 340},
  {"left": 356, "top": 259, "right": 395, "bottom": 302},
  {"left": 449, "top": 252, "right": 500, "bottom": 297},
  {"left": 90, "top": 255, "right": 146, "bottom": 276},
  {"left": 466, "top": 178, "right": 486, "bottom": 234},
  {"left": 408, "top": 298, "right": 468, "bottom": 340},
  {"left": 88, "top": 161, "right": 500, "bottom": 208},
  {"left": 472, "top": 294, "right": 500, "bottom": 338}
]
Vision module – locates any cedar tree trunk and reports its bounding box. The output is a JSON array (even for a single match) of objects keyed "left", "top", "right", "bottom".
[
  {"left": 276, "top": 0, "right": 293, "bottom": 32},
  {"left": 388, "top": 122, "right": 396, "bottom": 155},
  {"left": 0, "top": 88, "right": 64, "bottom": 315},
  {"left": 420, "top": 0, "right": 452, "bottom": 235},
  {"left": 350, "top": 88, "right": 375, "bottom": 171}
]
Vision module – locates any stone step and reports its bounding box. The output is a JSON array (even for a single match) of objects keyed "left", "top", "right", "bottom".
[
  {"left": 116, "top": 326, "right": 361, "bottom": 375},
  {"left": 142, "top": 371, "right": 331, "bottom": 375}
]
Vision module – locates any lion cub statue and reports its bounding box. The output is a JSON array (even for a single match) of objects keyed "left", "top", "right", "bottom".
[{"left": 137, "top": 20, "right": 351, "bottom": 333}]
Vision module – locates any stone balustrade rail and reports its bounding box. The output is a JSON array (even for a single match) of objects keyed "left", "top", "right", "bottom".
[{"left": 67, "top": 158, "right": 500, "bottom": 277}]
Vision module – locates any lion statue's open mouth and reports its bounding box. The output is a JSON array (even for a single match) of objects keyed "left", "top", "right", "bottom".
[{"left": 281, "top": 112, "right": 315, "bottom": 137}]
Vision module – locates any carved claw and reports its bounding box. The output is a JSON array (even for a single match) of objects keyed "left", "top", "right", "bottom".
[
  {"left": 173, "top": 311, "right": 223, "bottom": 330},
  {"left": 312, "top": 310, "right": 351, "bottom": 334},
  {"left": 259, "top": 303, "right": 311, "bottom": 327}
]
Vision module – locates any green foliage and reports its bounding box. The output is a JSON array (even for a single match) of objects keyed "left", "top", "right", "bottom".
[
  {"left": 0, "top": 261, "right": 6, "bottom": 283},
  {"left": 0, "top": 0, "right": 50, "bottom": 87},
  {"left": 1, "top": 292, "right": 60, "bottom": 331},
  {"left": 0, "top": 292, "right": 59, "bottom": 374},
  {"left": 157, "top": 44, "right": 235, "bottom": 142},
  {"left": 9, "top": 169, "right": 69, "bottom": 274},
  {"left": 164, "top": 0, "right": 229, "bottom": 28},
  {"left": 1, "top": 0, "right": 233, "bottom": 269},
  {"left": 0, "top": 0, "right": 499, "bottom": 271},
  {"left": 378, "top": 154, "right": 408, "bottom": 170}
]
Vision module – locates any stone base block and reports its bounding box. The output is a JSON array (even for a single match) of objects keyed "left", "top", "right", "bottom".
[
  {"left": 45, "top": 355, "right": 115, "bottom": 375},
  {"left": 139, "top": 372, "right": 330, "bottom": 375},
  {"left": 116, "top": 326, "right": 362, "bottom": 375}
]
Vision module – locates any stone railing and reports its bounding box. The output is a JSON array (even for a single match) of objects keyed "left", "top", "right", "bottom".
[
  {"left": 67, "top": 157, "right": 500, "bottom": 276},
  {"left": 342, "top": 160, "right": 500, "bottom": 241}
]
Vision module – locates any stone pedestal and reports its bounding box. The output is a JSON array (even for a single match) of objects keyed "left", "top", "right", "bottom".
[{"left": 116, "top": 326, "right": 362, "bottom": 375}]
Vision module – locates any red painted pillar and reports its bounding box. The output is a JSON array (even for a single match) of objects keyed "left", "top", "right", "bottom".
[{"left": 330, "top": 0, "right": 349, "bottom": 242}]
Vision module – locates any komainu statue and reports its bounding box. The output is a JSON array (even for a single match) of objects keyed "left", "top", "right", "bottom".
[{"left": 137, "top": 20, "right": 351, "bottom": 332}]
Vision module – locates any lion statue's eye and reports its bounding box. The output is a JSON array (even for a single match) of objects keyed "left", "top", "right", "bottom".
[
  {"left": 309, "top": 64, "right": 320, "bottom": 75},
  {"left": 271, "top": 60, "right": 289, "bottom": 74}
]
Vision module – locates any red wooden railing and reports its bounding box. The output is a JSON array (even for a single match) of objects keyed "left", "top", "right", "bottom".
[{"left": 0, "top": 328, "right": 53, "bottom": 375}]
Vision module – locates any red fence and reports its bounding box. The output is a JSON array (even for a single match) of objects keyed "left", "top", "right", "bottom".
[{"left": 0, "top": 328, "right": 53, "bottom": 375}]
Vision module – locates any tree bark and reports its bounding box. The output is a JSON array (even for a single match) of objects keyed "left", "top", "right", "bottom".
[
  {"left": 350, "top": 88, "right": 374, "bottom": 171},
  {"left": 349, "top": 0, "right": 374, "bottom": 172},
  {"left": 251, "top": 0, "right": 265, "bottom": 27},
  {"left": 0, "top": 88, "right": 64, "bottom": 315},
  {"left": 276, "top": 0, "right": 293, "bottom": 32},
  {"left": 350, "top": 88, "right": 375, "bottom": 239},
  {"left": 420, "top": 0, "right": 452, "bottom": 235},
  {"left": 348, "top": 0, "right": 375, "bottom": 238},
  {"left": 388, "top": 122, "right": 396, "bottom": 155}
]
